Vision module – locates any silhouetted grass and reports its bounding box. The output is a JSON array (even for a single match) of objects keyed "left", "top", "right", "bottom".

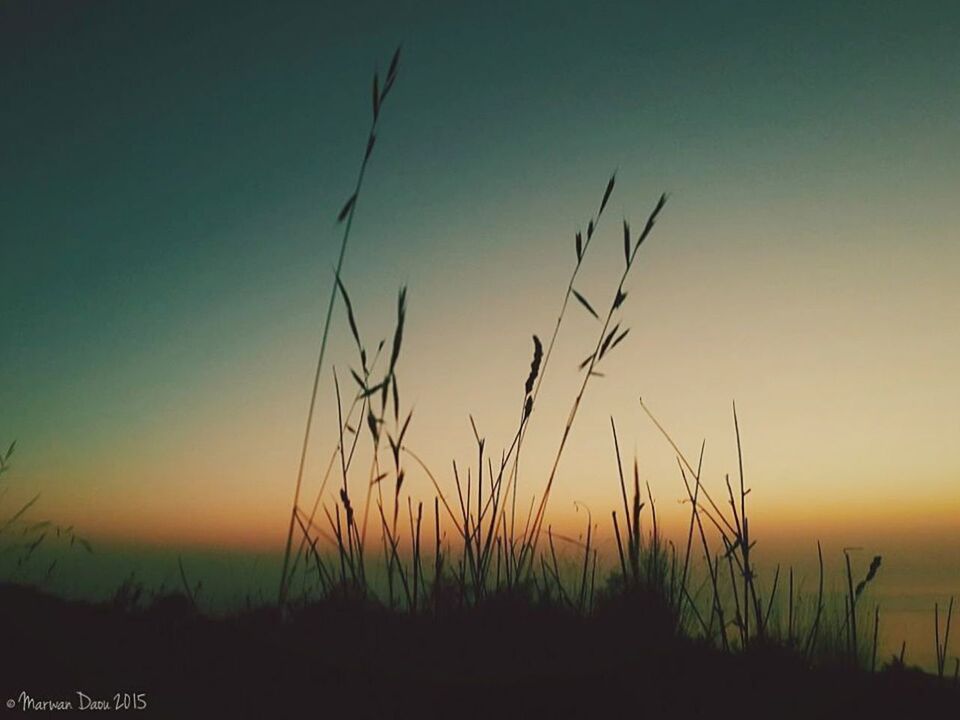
[
  {"left": 265, "top": 47, "right": 955, "bottom": 689},
  {"left": 2, "top": 45, "right": 958, "bottom": 717},
  {"left": 278, "top": 45, "right": 403, "bottom": 608},
  {"left": 0, "top": 441, "right": 91, "bottom": 583}
]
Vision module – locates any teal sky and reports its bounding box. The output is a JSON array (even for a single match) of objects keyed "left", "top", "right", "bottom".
[{"left": 2, "top": 1, "right": 959, "bottom": 551}]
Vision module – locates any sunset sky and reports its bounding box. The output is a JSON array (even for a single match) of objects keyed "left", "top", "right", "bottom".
[{"left": 2, "top": 0, "right": 958, "bottom": 574}]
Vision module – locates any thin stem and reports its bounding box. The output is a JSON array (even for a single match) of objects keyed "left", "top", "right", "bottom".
[{"left": 279, "top": 50, "right": 400, "bottom": 606}]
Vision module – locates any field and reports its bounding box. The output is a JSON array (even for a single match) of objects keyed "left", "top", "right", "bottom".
[{"left": 2, "top": 34, "right": 959, "bottom": 720}]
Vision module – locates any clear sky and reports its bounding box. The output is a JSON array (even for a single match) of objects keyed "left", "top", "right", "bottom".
[{"left": 2, "top": 1, "right": 958, "bottom": 566}]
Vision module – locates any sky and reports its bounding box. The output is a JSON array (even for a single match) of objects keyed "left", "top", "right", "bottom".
[{"left": 1, "top": 0, "right": 958, "bottom": 596}]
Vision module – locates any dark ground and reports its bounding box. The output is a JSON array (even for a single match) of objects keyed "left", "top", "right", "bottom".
[{"left": 1, "top": 583, "right": 956, "bottom": 719}]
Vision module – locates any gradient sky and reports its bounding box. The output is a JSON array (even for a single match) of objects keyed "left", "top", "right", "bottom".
[{"left": 2, "top": 1, "right": 958, "bottom": 570}]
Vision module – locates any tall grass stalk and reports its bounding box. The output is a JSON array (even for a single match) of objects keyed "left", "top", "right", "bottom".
[
  {"left": 504, "top": 175, "right": 616, "bottom": 570},
  {"left": 518, "top": 193, "right": 668, "bottom": 574},
  {"left": 935, "top": 596, "right": 954, "bottom": 679},
  {"left": 279, "top": 46, "right": 402, "bottom": 607}
]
